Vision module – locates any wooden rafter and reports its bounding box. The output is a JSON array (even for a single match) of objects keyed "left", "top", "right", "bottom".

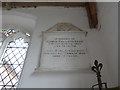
[
  {"left": 2, "top": 2, "right": 98, "bottom": 29},
  {"left": 85, "top": 2, "right": 98, "bottom": 28},
  {"left": 2, "top": 2, "right": 86, "bottom": 9}
]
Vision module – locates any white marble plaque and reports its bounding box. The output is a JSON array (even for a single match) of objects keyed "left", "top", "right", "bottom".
[{"left": 39, "top": 31, "right": 90, "bottom": 71}]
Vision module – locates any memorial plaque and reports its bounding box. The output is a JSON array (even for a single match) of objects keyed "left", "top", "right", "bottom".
[{"left": 39, "top": 31, "right": 90, "bottom": 71}]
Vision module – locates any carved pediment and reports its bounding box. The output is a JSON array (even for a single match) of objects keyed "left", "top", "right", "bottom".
[
  {"left": 46, "top": 23, "right": 88, "bottom": 36},
  {"left": 47, "top": 23, "right": 86, "bottom": 32}
]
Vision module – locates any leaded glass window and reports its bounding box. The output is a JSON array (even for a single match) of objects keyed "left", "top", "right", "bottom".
[
  {"left": 4, "top": 28, "right": 16, "bottom": 37},
  {"left": 2, "top": 24, "right": 18, "bottom": 38},
  {"left": 0, "top": 27, "right": 30, "bottom": 89}
]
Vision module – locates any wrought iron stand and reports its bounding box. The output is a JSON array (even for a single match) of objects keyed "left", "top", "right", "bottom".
[{"left": 91, "top": 60, "right": 108, "bottom": 90}]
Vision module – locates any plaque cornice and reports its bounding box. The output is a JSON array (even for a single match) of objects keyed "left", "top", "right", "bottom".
[
  {"left": 46, "top": 23, "right": 88, "bottom": 36},
  {"left": 47, "top": 23, "right": 87, "bottom": 32}
]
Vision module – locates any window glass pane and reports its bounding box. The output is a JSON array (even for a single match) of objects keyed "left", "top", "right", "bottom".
[
  {"left": 0, "top": 37, "right": 29, "bottom": 89},
  {"left": 2, "top": 24, "right": 17, "bottom": 37}
]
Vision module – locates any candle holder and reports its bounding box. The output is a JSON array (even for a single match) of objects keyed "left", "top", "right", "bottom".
[{"left": 91, "top": 60, "right": 108, "bottom": 90}]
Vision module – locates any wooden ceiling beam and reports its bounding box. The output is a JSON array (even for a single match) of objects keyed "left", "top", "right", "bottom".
[
  {"left": 2, "top": 2, "right": 98, "bottom": 29},
  {"left": 85, "top": 2, "right": 98, "bottom": 28},
  {"left": 2, "top": 2, "right": 86, "bottom": 9}
]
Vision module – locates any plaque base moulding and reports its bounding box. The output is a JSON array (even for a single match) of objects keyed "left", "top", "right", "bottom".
[{"left": 34, "top": 67, "right": 93, "bottom": 73}]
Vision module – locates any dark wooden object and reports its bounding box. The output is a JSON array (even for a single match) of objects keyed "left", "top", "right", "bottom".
[
  {"left": 2, "top": 2, "right": 98, "bottom": 29},
  {"left": 2, "top": 2, "right": 86, "bottom": 9},
  {"left": 91, "top": 60, "right": 107, "bottom": 90},
  {"left": 85, "top": 2, "right": 98, "bottom": 28}
]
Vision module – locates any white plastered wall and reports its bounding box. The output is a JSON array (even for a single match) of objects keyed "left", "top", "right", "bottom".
[
  {"left": 1, "top": 2, "right": 118, "bottom": 88},
  {"left": 98, "top": 2, "right": 118, "bottom": 87}
]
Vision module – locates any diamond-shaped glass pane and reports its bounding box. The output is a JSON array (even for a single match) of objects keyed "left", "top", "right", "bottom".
[{"left": 0, "top": 37, "right": 29, "bottom": 89}]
